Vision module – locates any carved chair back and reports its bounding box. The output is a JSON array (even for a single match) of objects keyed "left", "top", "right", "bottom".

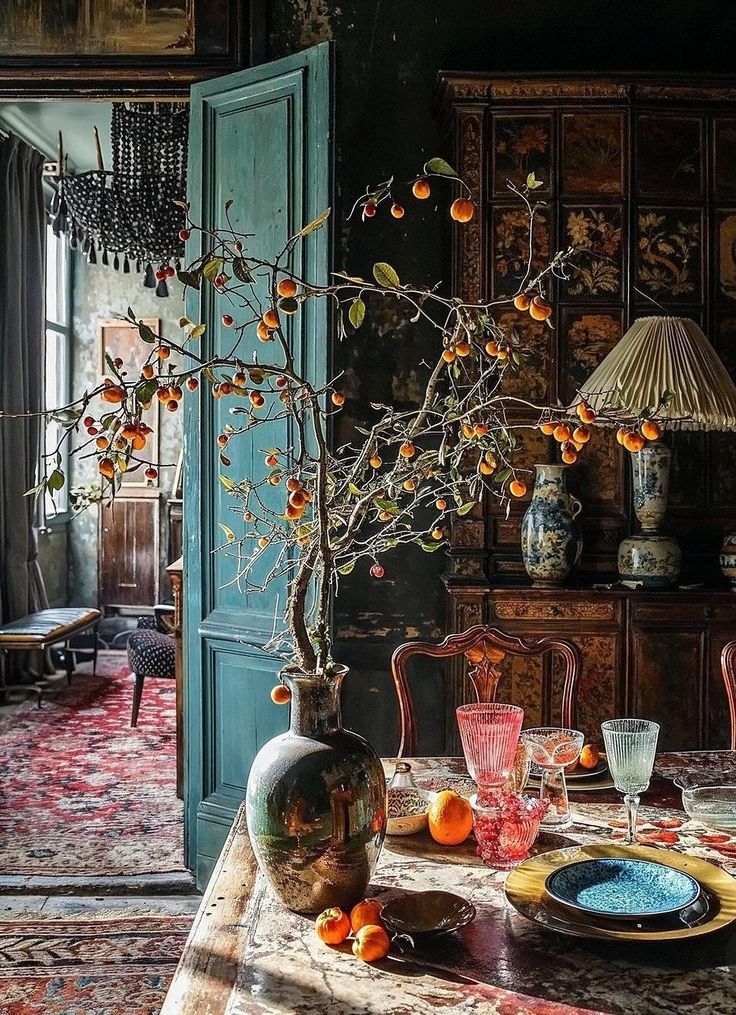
[
  {"left": 391, "top": 624, "right": 582, "bottom": 757},
  {"left": 721, "top": 641, "right": 736, "bottom": 751}
]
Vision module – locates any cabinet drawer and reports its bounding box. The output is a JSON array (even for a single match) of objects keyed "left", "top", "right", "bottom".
[
  {"left": 632, "top": 601, "right": 736, "bottom": 625},
  {"left": 490, "top": 598, "right": 619, "bottom": 623}
]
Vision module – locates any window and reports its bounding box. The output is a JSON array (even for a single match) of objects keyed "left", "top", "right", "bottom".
[{"left": 44, "top": 223, "right": 71, "bottom": 518}]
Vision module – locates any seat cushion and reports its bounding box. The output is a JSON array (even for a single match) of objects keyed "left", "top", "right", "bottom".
[
  {"left": 0, "top": 608, "right": 101, "bottom": 647},
  {"left": 127, "top": 629, "right": 175, "bottom": 678}
]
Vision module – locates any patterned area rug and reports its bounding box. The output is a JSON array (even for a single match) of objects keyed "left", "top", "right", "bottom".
[
  {"left": 0, "top": 653, "right": 186, "bottom": 876},
  {"left": 0, "top": 915, "right": 191, "bottom": 1014}
]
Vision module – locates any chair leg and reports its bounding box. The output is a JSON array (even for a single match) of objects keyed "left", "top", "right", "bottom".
[
  {"left": 65, "top": 640, "right": 74, "bottom": 685},
  {"left": 130, "top": 672, "right": 145, "bottom": 727}
]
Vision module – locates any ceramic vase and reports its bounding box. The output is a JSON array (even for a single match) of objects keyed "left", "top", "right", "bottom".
[
  {"left": 618, "top": 442, "right": 681, "bottom": 588},
  {"left": 521, "top": 464, "right": 583, "bottom": 586},
  {"left": 720, "top": 532, "right": 736, "bottom": 590},
  {"left": 245, "top": 665, "right": 386, "bottom": 914}
]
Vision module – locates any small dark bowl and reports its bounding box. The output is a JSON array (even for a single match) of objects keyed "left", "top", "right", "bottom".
[{"left": 382, "top": 890, "right": 476, "bottom": 937}]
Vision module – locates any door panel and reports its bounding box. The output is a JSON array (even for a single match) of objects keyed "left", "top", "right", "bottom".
[{"left": 184, "top": 44, "right": 332, "bottom": 882}]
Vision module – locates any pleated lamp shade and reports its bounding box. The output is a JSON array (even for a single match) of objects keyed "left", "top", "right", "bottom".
[{"left": 577, "top": 316, "right": 736, "bottom": 432}]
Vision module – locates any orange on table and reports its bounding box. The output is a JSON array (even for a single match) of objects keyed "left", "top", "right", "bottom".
[
  {"left": 428, "top": 790, "right": 473, "bottom": 845},
  {"left": 352, "top": 924, "right": 390, "bottom": 962},
  {"left": 579, "top": 743, "right": 601, "bottom": 769},
  {"left": 350, "top": 898, "right": 384, "bottom": 933},
  {"left": 315, "top": 907, "right": 351, "bottom": 945}
]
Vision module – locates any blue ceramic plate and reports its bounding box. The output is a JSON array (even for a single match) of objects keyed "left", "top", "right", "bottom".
[{"left": 545, "top": 857, "right": 701, "bottom": 920}]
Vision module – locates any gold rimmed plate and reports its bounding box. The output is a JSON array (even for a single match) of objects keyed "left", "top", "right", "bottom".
[{"left": 505, "top": 843, "right": 736, "bottom": 942}]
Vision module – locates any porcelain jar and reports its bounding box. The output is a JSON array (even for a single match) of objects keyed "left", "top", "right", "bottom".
[{"left": 521, "top": 464, "right": 583, "bottom": 586}]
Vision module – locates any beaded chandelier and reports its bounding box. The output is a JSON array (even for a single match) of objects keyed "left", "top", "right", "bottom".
[{"left": 51, "top": 102, "right": 189, "bottom": 297}]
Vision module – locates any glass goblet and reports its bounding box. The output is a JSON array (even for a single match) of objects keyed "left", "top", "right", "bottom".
[
  {"left": 601, "top": 718, "right": 659, "bottom": 844},
  {"left": 521, "top": 727, "right": 584, "bottom": 830},
  {"left": 456, "top": 703, "right": 524, "bottom": 803}
]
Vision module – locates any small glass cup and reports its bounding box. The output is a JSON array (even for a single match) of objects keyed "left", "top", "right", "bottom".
[
  {"left": 471, "top": 790, "right": 549, "bottom": 869},
  {"left": 456, "top": 703, "right": 524, "bottom": 802},
  {"left": 601, "top": 718, "right": 659, "bottom": 844},
  {"left": 521, "top": 727, "right": 584, "bottom": 830}
]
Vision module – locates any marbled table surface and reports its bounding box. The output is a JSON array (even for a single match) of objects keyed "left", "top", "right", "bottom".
[{"left": 165, "top": 752, "right": 736, "bottom": 1015}]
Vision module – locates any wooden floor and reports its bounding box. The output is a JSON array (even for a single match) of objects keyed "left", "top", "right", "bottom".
[{"left": 0, "top": 664, "right": 201, "bottom": 923}]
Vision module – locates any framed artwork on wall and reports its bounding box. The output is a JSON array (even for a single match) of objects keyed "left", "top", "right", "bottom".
[
  {"left": 98, "top": 317, "right": 159, "bottom": 487},
  {"left": 0, "top": 1, "right": 264, "bottom": 98}
]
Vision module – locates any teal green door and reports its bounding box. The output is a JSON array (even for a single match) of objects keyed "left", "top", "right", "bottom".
[{"left": 184, "top": 44, "right": 332, "bottom": 884}]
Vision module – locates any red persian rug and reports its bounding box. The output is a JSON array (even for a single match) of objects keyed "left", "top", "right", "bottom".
[
  {"left": 0, "top": 654, "right": 186, "bottom": 876},
  {"left": 0, "top": 915, "right": 191, "bottom": 1014}
]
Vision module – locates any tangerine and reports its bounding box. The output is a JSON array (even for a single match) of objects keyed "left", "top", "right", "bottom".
[
  {"left": 513, "top": 293, "right": 531, "bottom": 311},
  {"left": 529, "top": 296, "right": 552, "bottom": 321},
  {"left": 315, "top": 907, "right": 351, "bottom": 946},
  {"left": 509, "top": 479, "right": 527, "bottom": 498},
  {"left": 277, "top": 278, "right": 297, "bottom": 299},
  {"left": 350, "top": 898, "right": 384, "bottom": 934},
  {"left": 352, "top": 924, "right": 390, "bottom": 962},
  {"left": 641, "top": 419, "right": 662, "bottom": 441},
  {"left": 271, "top": 684, "right": 292, "bottom": 705},
  {"left": 412, "top": 178, "right": 431, "bottom": 199},
  {"left": 450, "top": 197, "right": 475, "bottom": 223},
  {"left": 579, "top": 744, "right": 601, "bottom": 769},
  {"left": 427, "top": 790, "right": 472, "bottom": 845}
]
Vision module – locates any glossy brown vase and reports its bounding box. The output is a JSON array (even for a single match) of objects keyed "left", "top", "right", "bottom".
[{"left": 245, "top": 666, "right": 386, "bottom": 914}]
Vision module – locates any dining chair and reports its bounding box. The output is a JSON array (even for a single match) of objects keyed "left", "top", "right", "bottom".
[
  {"left": 391, "top": 624, "right": 582, "bottom": 757},
  {"left": 721, "top": 641, "right": 736, "bottom": 750}
]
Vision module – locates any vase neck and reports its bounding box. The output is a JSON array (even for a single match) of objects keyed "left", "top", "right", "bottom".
[{"left": 284, "top": 668, "right": 346, "bottom": 736}]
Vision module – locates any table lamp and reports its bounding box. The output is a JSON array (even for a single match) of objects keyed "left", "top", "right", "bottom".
[{"left": 576, "top": 316, "right": 736, "bottom": 587}]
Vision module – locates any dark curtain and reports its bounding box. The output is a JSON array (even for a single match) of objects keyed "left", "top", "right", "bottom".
[{"left": 0, "top": 134, "right": 48, "bottom": 680}]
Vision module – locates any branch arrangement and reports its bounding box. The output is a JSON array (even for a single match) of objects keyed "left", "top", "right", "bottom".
[{"left": 10, "top": 159, "right": 667, "bottom": 678}]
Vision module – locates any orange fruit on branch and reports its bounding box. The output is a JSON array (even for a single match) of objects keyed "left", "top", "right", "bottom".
[
  {"left": 369, "top": 455, "right": 382, "bottom": 469},
  {"left": 623, "top": 431, "right": 645, "bottom": 453},
  {"left": 427, "top": 790, "right": 472, "bottom": 845},
  {"left": 98, "top": 458, "right": 115, "bottom": 479},
  {"left": 539, "top": 421, "right": 556, "bottom": 435},
  {"left": 616, "top": 427, "right": 628, "bottom": 446},
  {"left": 509, "top": 479, "right": 527, "bottom": 498},
  {"left": 412, "top": 178, "right": 431, "bottom": 199},
  {"left": 271, "top": 684, "right": 291, "bottom": 705},
  {"left": 455, "top": 341, "right": 472, "bottom": 357},
  {"left": 350, "top": 898, "right": 384, "bottom": 934},
  {"left": 442, "top": 348, "right": 456, "bottom": 363},
  {"left": 553, "top": 423, "right": 572, "bottom": 443},
  {"left": 641, "top": 419, "right": 662, "bottom": 441},
  {"left": 142, "top": 364, "right": 155, "bottom": 380},
  {"left": 561, "top": 448, "right": 578, "bottom": 464},
  {"left": 315, "top": 907, "right": 351, "bottom": 945},
  {"left": 529, "top": 296, "right": 552, "bottom": 321},
  {"left": 399, "top": 441, "right": 415, "bottom": 458},
  {"left": 352, "top": 924, "right": 390, "bottom": 962},
  {"left": 577, "top": 402, "right": 597, "bottom": 424},
  {"left": 390, "top": 203, "right": 405, "bottom": 218},
  {"left": 331, "top": 391, "right": 345, "bottom": 407},
  {"left": 485, "top": 340, "right": 500, "bottom": 357},
  {"left": 450, "top": 197, "right": 475, "bottom": 223},
  {"left": 513, "top": 293, "right": 531, "bottom": 311},
  {"left": 277, "top": 278, "right": 298, "bottom": 299},
  {"left": 572, "top": 425, "right": 591, "bottom": 444},
  {"left": 102, "top": 385, "right": 125, "bottom": 404},
  {"left": 263, "top": 308, "right": 280, "bottom": 329}
]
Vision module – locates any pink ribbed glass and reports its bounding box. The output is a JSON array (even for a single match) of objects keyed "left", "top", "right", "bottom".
[{"left": 456, "top": 703, "right": 524, "bottom": 794}]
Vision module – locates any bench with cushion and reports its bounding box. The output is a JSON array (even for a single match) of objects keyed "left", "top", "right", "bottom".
[{"left": 0, "top": 607, "right": 101, "bottom": 705}]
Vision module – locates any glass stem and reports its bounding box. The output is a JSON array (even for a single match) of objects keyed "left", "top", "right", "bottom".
[{"left": 624, "top": 793, "right": 640, "bottom": 845}]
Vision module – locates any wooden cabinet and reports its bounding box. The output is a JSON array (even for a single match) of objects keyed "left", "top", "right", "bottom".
[{"left": 447, "top": 584, "right": 736, "bottom": 752}]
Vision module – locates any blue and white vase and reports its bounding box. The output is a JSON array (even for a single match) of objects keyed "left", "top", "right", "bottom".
[
  {"left": 618, "top": 442, "right": 681, "bottom": 588},
  {"left": 521, "top": 464, "right": 583, "bottom": 586}
]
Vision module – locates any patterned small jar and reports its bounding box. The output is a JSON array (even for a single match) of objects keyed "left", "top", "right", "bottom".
[{"left": 720, "top": 532, "right": 736, "bottom": 590}]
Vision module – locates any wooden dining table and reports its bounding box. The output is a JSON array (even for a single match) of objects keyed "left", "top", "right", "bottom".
[{"left": 161, "top": 751, "right": 736, "bottom": 1015}]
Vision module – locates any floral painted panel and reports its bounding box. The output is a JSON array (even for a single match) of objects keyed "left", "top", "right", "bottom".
[
  {"left": 493, "top": 116, "right": 552, "bottom": 195},
  {"left": 570, "top": 427, "right": 621, "bottom": 508},
  {"left": 494, "top": 309, "right": 550, "bottom": 403},
  {"left": 669, "top": 431, "right": 707, "bottom": 511},
  {"left": 717, "top": 211, "right": 736, "bottom": 301},
  {"left": 492, "top": 206, "right": 551, "bottom": 297},
  {"left": 636, "top": 208, "right": 702, "bottom": 301},
  {"left": 565, "top": 206, "right": 623, "bottom": 298},
  {"left": 501, "top": 654, "right": 544, "bottom": 729},
  {"left": 714, "top": 120, "right": 736, "bottom": 197},
  {"left": 561, "top": 310, "right": 623, "bottom": 400},
  {"left": 552, "top": 634, "right": 619, "bottom": 742},
  {"left": 561, "top": 113, "right": 623, "bottom": 195},
  {"left": 636, "top": 116, "right": 703, "bottom": 197}
]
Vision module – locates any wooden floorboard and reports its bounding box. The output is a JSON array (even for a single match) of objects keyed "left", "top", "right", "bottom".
[{"left": 0, "top": 871, "right": 196, "bottom": 895}]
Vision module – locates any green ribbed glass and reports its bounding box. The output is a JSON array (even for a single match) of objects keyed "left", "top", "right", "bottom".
[{"left": 601, "top": 718, "right": 659, "bottom": 844}]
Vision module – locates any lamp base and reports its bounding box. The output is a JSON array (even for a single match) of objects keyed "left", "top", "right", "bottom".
[{"left": 618, "top": 534, "right": 682, "bottom": 588}]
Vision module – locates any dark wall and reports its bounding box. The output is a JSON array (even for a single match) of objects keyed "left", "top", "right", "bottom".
[{"left": 266, "top": 1, "right": 736, "bottom": 755}]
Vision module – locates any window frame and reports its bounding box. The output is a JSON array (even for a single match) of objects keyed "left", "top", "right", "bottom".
[{"left": 43, "top": 219, "right": 73, "bottom": 525}]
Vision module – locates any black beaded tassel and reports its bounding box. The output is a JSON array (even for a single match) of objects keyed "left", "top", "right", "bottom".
[
  {"left": 143, "top": 263, "right": 156, "bottom": 288},
  {"left": 155, "top": 278, "right": 169, "bottom": 298}
]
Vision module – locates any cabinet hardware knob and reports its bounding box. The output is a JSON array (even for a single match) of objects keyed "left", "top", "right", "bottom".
[{"left": 550, "top": 605, "right": 561, "bottom": 617}]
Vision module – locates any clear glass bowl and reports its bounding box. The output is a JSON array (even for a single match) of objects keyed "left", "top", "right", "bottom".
[
  {"left": 471, "top": 790, "right": 549, "bottom": 870},
  {"left": 681, "top": 785, "right": 736, "bottom": 830}
]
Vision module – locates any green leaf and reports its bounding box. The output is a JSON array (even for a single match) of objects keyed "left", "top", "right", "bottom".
[
  {"left": 232, "top": 257, "right": 253, "bottom": 284},
  {"left": 47, "top": 469, "right": 65, "bottom": 493},
  {"left": 419, "top": 541, "right": 444, "bottom": 552},
  {"left": 189, "top": 323, "right": 206, "bottom": 340},
  {"left": 373, "top": 497, "right": 399, "bottom": 515},
  {"left": 202, "top": 366, "right": 218, "bottom": 385},
  {"left": 424, "top": 157, "right": 458, "bottom": 177},
  {"left": 203, "top": 257, "right": 225, "bottom": 283},
  {"left": 225, "top": 198, "right": 234, "bottom": 211},
  {"left": 456, "top": 501, "right": 475, "bottom": 516},
  {"left": 299, "top": 207, "right": 331, "bottom": 237},
  {"left": 348, "top": 298, "right": 366, "bottom": 330},
  {"left": 219, "top": 474, "right": 237, "bottom": 492},
  {"left": 526, "top": 172, "right": 544, "bottom": 190},
  {"left": 135, "top": 379, "right": 158, "bottom": 405},
  {"left": 373, "top": 262, "right": 400, "bottom": 288},
  {"left": 494, "top": 467, "right": 512, "bottom": 485},
  {"left": 137, "top": 322, "right": 157, "bottom": 344},
  {"left": 337, "top": 562, "right": 356, "bottom": 575},
  {"left": 218, "top": 522, "right": 236, "bottom": 543},
  {"left": 348, "top": 482, "right": 363, "bottom": 496},
  {"left": 177, "top": 269, "right": 201, "bottom": 290}
]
